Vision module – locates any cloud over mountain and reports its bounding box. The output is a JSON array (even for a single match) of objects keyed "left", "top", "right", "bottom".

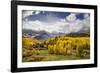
[{"left": 22, "top": 10, "right": 90, "bottom": 34}]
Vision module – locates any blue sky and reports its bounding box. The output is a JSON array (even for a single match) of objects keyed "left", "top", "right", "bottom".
[{"left": 22, "top": 10, "right": 90, "bottom": 34}]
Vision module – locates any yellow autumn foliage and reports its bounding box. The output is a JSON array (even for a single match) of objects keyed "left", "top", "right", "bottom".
[
  {"left": 47, "top": 37, "right": 90, "bottom": 56},
  {"left": 22, "top": 37, "right": 41, "bottom": 50}
]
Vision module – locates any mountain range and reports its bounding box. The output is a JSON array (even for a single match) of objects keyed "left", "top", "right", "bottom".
[{"left": 22, "top": 29, "right": 89, "bottom": 40}]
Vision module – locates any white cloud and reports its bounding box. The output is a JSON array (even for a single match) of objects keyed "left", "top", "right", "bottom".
[
  {"left": 23, "top": 20, "right": 61, "bottom": 33},
  {"left": 22, "top": 11, "right": 34, "bottom": 18},
  {"left": 66, "top": 13, "right": 76, "bottom": 22},
  {"left": 23, "top": 11, "right": 41, "bottom": 18},
  {"left": 84, "top": 13, "right": 89, "bottom": 18},
  {"left": 60, "top": 19, "right": 66, "bottom": 22},
  {"left": 35, "top": 11, "right": 41, "bottom": 15},
  {"left": 23, "top": 13, "right": 90, "bottom": 34},
  {"left": 82, "top": 14, "right": 90, "bottom": 31}
]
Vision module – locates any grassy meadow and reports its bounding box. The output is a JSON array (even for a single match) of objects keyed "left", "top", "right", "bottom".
[{"left": 22, "top": 34, "right": 90, "bottom": 62}]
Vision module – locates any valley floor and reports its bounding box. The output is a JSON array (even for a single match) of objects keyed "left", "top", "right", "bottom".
[{"left": 22, "top": 49, "right": 90, "bottom": 62}]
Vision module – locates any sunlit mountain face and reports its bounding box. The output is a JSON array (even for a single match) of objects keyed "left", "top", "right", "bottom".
[{"left": 22, "top": 10, "right": 90, "bottom": 40}]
